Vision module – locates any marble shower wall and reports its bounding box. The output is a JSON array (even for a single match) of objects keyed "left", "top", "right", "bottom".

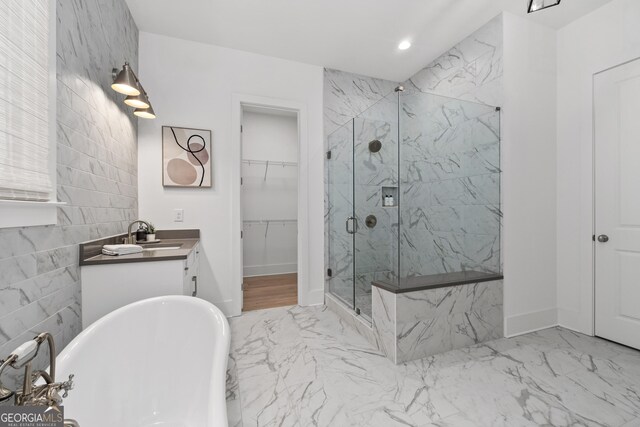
[
  {"left": 324, "top": 69, "right": 398, "bottom": 137},
  {"left": 400, "top": 15, "right": 503, "bottom": 278},
  {"left": 324, "top": 69, "right": 399, "bottom": 316},
  {"left": 399, "top": 94, "right": 501, "bottom": 277},
  {"left": 404, "top": 14, "right": 504, "bottom": 107},
  {"left": 0, "top": 0, "right": 138, "bottom": 387}
]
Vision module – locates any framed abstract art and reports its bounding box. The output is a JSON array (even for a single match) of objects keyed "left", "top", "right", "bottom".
[{"left": 162, "top": 126, "right": 212, "bottom": 187}]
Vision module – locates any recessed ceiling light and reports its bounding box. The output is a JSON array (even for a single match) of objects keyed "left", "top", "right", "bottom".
[{"left": 398, "top": 40, "right": 411, "bottom": 51}]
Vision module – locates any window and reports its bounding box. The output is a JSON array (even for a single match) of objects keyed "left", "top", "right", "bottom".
[{"left": 0, "top": 0, "right": 61, "bottom": 227}]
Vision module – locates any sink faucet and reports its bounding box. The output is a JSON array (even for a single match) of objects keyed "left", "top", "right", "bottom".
[
  {"left": 127, "top": 220, "right": 151, "bottom": 245},
  {"left": 0, "top": 332, "right": 75, "bottom": 409}
]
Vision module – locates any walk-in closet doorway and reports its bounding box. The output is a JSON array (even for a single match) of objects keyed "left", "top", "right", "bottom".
[{"left": 240, "top": 105, "right": 299, "bottom": 311}]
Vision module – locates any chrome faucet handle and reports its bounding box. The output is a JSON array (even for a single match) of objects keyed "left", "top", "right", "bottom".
[
  {"left": 60, "top": 374, "right": 74, "bottom": 398},
  {"left": 36, "top": 374, "right": 74, "bottom": 407}
]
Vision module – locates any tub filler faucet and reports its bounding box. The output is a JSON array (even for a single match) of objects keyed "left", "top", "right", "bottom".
[{"left": 0, "top": 332, "right": 78, "bottom": 426}]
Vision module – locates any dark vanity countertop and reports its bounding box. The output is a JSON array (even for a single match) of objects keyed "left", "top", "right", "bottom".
[
  {"left": 372, "top": 270, "right": 504, "bottom": 294},
  {"left": 79, "top": 229, "right": 200, "bottom": 266}
]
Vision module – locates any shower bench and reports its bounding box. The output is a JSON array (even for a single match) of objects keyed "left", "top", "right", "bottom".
[{"left": 370, "top": 271, "right": 503, "bottom": 364}]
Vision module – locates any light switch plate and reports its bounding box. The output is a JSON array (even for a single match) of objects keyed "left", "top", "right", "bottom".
[{"left": 174, "top": 209, "right": 184, "bottom": 222}]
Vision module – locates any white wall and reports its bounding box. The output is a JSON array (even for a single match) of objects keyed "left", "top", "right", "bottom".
[
  {"left": 557, "top": 0, "right": 640, "bottom": 334},
  {"left": 242, "top": 111, "right": 298, "bottom": 276},
  {"left": 137, "top": 32, "right": 325, "bottom": 316},
  {"left": 502, "top": 13, "right": 559, "bottom": 336},
  {"left": 243, "top": 111, "right": 298, "bottom": 162}
]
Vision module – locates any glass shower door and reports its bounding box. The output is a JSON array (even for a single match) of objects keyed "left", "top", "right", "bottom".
[
  {"left": 353, "top": 92, "right": 400, "bottom": 320},
  {"left": 327, "top": 120, "right": 355, "bottom": 308},
  {"left": 326, "top": 91, "right": 400, "bottom": 321}
]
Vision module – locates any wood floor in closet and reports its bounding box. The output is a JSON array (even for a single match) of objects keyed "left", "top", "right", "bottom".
[{"left": 242, "top": 273, "right": 298, "bottom": 312}]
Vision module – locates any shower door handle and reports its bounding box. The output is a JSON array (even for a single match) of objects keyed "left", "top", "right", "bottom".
[{"left": 346, "top": 217, "right": 358, "bottom": 234}]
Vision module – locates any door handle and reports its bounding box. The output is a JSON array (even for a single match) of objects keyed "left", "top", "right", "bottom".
[
  {"left": 597, "top": 234, "right": 609, "bottom": 243},
  {"left": 345, "top": 217, "right": 358, "bottom": 234},
  {"left": 192, "top": 276, "right": 198, "bottom": 297}
]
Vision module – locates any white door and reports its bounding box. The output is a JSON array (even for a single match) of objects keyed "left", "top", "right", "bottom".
[{"left": 594, "top": 58, "right": 640, "bottom": 350}]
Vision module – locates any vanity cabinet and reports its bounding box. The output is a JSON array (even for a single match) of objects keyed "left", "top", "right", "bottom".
[
  {"left": 183, "top": 244, "right": 200, "bottom": 297},
  {"left": 80, "top": 243, "right": 200, "bottom": 328}
]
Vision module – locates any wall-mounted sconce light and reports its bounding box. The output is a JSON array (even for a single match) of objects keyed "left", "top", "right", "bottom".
[
  {"left": 125, "top": 93, "right": 150, "bottom": 109},
  {"left": 528, "top": 0, "right": 561, "bottom": 13},
  {"left": 124, "top": 84, "right": 151, "bottom": 109},
  {"left": 111, "top": 63, "right": 140, "bottom": 95},
  {"left": 111, "top": 62, "right": 156, "bottom": 119},
  {"left": 134, "top": 104, "right": 156, "bottom": 119}
]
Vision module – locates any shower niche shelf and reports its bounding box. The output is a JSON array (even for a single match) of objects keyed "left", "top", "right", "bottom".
[{"left": 381, "top": 186, "right": 398, "bottom": 208}]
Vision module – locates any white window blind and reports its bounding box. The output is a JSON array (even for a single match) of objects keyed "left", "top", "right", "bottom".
[{"left": 0, "top": 0, "right": 52, "bottom": 202}]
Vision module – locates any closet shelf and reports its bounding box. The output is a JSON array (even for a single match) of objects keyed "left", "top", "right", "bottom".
[
  {"left": 243, "top": 219, "right": 297, "bottom": 238},
  {"left": 242, "top": 159, "right": 298, "bottom": 181},
  {"left": 243, "top": 219, "right": 297, "bottom": 224},
  {"left": 242, "top": 159, "right": 298, "bottom": 167}
]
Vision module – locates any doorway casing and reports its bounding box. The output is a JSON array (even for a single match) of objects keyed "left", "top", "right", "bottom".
[{"left": 231, "top": 94, "right": 310, "bottom": 316}]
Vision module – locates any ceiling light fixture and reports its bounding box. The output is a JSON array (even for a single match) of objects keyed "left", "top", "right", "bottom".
[
  {"left": 527, "top": 0, "right": 561, "bottom": 14},
  {"left": 398, "top": 40, "right": 412, "bottom": 51}
]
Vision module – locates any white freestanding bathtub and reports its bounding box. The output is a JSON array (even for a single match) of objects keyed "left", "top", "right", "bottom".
[{"left": 55, "top": 296, "right": 230, "bottom": 427}]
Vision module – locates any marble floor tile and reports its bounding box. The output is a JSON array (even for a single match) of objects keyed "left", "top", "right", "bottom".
[
  {"left": 226, "top": 398, "right": 243, "bottom": 427},
  {"left": 227, "top": 305, "right": 640, "bottom": 427}
]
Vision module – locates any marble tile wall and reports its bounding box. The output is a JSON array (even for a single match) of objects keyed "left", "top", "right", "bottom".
[
  {"left": 403, "top": 15, "right": 504, "bottom": 107},
  {"left": 324, "top": 69, "right": 398, "bottom": 137},
  {"left": 399, "top": 15, "right": 504, "bottom": 278},
  {"left": 372, "top": 280, "right": 504, "bottom": 364},
  {"left": 399, "top": 94, "right": 501, "bottom": 277},
  {"left": 0, "top": 0, "right": 138, "bottom": 389}
]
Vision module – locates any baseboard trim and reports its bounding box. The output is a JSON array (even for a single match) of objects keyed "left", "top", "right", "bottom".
[
  {"left": 505, "top": 307, "right": 558, "bottom": 337},
  {"left": 213, "top": 299, "right": 236, "bottom": 318},
  {"left": 244, "top": 263, "right": 297, "bottom": 277},
  {"left": 303, "top": 288, "right": 325, "bottom": 306},
  {"left": 557, "top": 308, "right": 594, "bottom": 336}
]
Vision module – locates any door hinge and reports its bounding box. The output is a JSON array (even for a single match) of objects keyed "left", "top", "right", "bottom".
[
  {"left": 241, "top": 230, "right": 243, "bottom": 239},
  {"left": 240, "top": 125, "right": 243, "bottom": 133},
  {"left": 327, "top": 268, "right": 332, "bottom": 277},
  {"left": 241, "top": 177, "right": 243, "bottom": 185},
  {"left": 326, "top": 150, "right": 332, "bottom": 160},
  {"left": 592, "top": 234, "right": 596, "bottom": 242}
]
